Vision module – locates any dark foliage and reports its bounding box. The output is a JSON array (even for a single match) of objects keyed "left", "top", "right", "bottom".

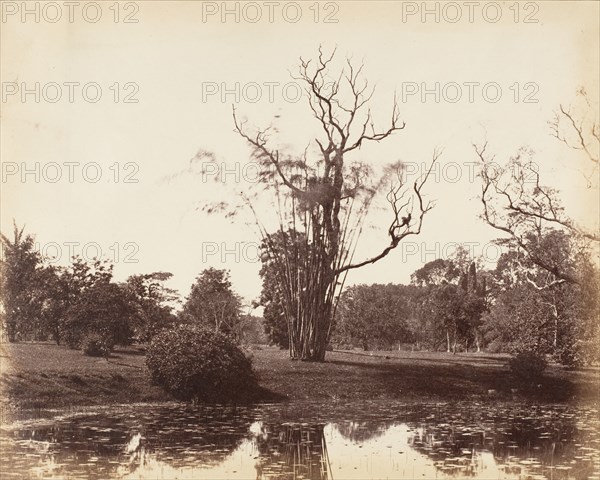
[
  {"left": 509, "top": 351, "right": 547, "bottom": 384},
  {"left": 81, "top": 332, "right": 112, "bottom": 357},
  {"left": 334, "top": 283, "right": 413, "bottom": 350},
  {"left": 146, "top": 324, "right": 258, "bottom": 402},
  {"left": 64, "top": 281, "right": 135, "bottom": 350}
]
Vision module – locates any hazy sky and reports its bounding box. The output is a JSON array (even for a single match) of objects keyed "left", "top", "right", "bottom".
[{"left": 2, "top": 1, "right": 599, "bottom": 306}]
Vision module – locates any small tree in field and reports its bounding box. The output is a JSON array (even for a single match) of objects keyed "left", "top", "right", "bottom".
[
  {"left": 146, "top": 324, "right": 257, "bottom": 402},
  {"left": 225, "top": 48, "right": 437, "bottom": 361}
]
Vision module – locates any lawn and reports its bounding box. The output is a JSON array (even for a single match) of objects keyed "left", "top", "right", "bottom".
[
  {"left": 0, "top": 342, "right": 171, "bottom": 414},
  {"left": 252, "top": 347, "right": 599, "bottom": 403},
  {"left": 1, "top": 342, "right": 598, "bottom": 413}
]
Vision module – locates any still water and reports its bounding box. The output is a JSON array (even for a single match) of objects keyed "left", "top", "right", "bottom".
[{"left": 1, "top": 401, "right": 599, "bottom": 479}]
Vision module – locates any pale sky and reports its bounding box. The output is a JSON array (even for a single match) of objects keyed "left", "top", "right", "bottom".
[{"left": 1, "top": 1, "right": 599, "bottom": 307}]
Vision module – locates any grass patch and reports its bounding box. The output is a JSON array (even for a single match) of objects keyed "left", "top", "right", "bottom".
[{"left": 1, "top": 343, "right": 598, "bottom": 412}]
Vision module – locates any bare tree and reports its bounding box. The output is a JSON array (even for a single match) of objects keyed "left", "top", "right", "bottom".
[
  {"left": 232, "top": 47, "right": 437, "bottom": 361},
  {"left": 550, "top": 88, "right": 599, "bottom": 183},
  {"left": 475, "top": 91, "right": 599, "bottom": 288}
]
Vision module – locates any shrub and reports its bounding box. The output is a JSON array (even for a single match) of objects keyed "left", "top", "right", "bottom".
[
  {"left": 146, "top": 324, "right": 257, "bottom": 402},
  {"left": 509, "top": 351, "right": 547, "bottom": 383},
  {"left": 81, "top": 332, "right": 112, "bottom": 357}
]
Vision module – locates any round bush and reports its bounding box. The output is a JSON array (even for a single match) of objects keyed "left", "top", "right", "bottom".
[
  {"left": 81, "top": 332, "right": 112, "bottom": 357},
  {"left": 146, "top": 324, "right": 257, "bottom": 402},
  {"left": 509, "top": 351, "right": 547, "bottom": 383}
]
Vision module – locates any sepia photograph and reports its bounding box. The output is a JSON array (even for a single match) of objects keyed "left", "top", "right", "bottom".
[{"left": 1, "top": 1, "right": 599, "bottom": 478}]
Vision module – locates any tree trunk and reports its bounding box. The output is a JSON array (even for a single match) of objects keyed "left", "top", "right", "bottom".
[
  {"left": 6, "top": 321, "right": 17, "bottom": 343},
  {"left": 452, "top": 327, "right": 457, "bottom": 354},
  {"left": 446, "top": 329, "right": 451, "bottom": 353},
  {"left": 288, "top": 301, "right": 333, "bottom": 361},
  {"left": 283, "top": 247, "right": 336, "bottom": 362}
]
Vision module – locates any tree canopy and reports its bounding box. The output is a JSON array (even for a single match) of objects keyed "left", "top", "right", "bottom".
[{"left": 180, "top": 267, "right": 243, "bottom": 339}]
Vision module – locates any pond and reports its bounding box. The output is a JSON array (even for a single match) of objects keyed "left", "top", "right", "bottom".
[{"left": 1, "top": 401, "right": 599, "bottom": 479}]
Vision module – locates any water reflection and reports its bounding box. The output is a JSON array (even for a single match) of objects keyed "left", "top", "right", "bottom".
[
  {"left": 406, "top": 405, "right": 592, "bottom": 479},
  {"left": 1, "top": 402, "right": 599, "bottom": 479},
  {"left": 254, "top": 423, "right": 330, "bottom": 479},
  {"left": 1, "top": 405, "right": 257, "bottom": 479}
]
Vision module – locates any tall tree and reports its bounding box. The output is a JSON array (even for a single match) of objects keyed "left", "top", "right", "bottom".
[
  {"left": 475, "top": 91, "right": 598, "bottom": 286},
  {"left": 124, "top": 272, "right": 179, "bottom": 342},
  {"left": 180, "top": 268, "right": 242, "bottom": 338},
  {"left": 0, "top": 223, "right": 45, "bottom": 342},
  {"left": 457, "top": 262, "right": 487, "bottom": 352},
  {"left": 229, "top": 47, "right": 437, "bottom": 361}
]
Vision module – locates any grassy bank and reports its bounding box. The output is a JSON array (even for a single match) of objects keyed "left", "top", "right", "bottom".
[
  {"left": 1, "top": 342, "right": 598, "bottom": 411},
  {"left": 0, "top": 343, "right": 171, "bottom": 411}
]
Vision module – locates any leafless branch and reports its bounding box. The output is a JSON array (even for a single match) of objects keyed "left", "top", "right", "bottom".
[
  {"left": 232, "top": 106, "right": 305, "bottom": 197},
  {"left": 475, "top": 142, "right": 584, "bottom": 285},
  {"left": 551, "top": 104, "right": 599, "bottom": 165},
  {"left": 336, "top": 149, "right": 440, "bottom": 274}
]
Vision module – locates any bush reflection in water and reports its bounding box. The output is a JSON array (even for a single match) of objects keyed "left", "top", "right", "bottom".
[{"left": 1, "top": 402, "right": 599, "bottom": 479}]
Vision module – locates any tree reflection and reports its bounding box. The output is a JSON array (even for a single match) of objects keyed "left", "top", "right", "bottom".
[
  {"left": 2, "top": 403, "right": 598, "bottom": 480},
  {"left": 336, "top": 421, "right": 389, "bottom": 443},
  {"left": 254, "top": 423, "right": 331, "bottom": 480}
]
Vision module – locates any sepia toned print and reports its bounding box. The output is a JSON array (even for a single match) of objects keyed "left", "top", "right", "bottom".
[{"left": 1, "top": 1, "right": 598, "bottom": 479}]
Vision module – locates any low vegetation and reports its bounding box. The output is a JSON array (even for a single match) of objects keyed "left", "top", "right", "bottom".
[{"left": 1, "top": 342, "right": 598, "bottom": 412}]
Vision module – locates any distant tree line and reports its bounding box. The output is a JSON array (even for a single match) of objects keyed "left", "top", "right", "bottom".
[
  {"left": 260, "top": 238, "right": 599, "bottom": 366},
  {"left": 0, "top": 223, "right": 264, "bottom": 354},
  {"left": 2, "top": 222, "right": 597, "bottom": 366}
]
